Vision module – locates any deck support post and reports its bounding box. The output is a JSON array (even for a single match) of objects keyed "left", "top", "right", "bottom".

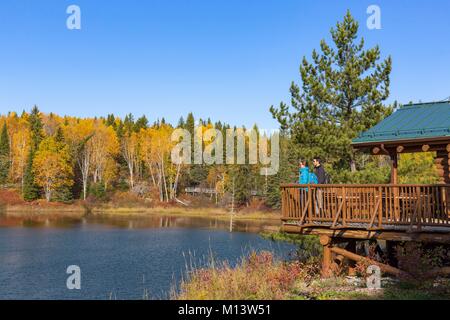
[
  {"left": 388, "top": 151, "right": 400, "bottom": 220},
  {"left": 320, "top": 235, "right": 333, "bottom": 277},
  {"left": 389, "top": 151, "right": 398, "bottom": 185},
  {"left": 345, "top": 240, "right": 357, "bottom": 276},
  {"left": 385, "top": 241, "right": 398, "bottom": 268},
  {"left": 329, "top": 246, "right": 406, "bottom": 277}
]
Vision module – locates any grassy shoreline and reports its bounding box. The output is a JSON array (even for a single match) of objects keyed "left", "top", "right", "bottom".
[
  {"left": 2, "top": 204, "right": 281, "bottom": 222},
  {"left": 0, "top": 188, "right": 281, "bottom": 221}
]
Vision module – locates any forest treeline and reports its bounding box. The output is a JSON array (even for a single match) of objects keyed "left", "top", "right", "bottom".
[
  {"left": 0, "top": 106, "right": 438, "bottom": 209},
  {"left": 0, "top": 107, "right": 284, "bottom": 207},
  {"left": 0, "top": 12, "right": 439, "bottom": 209}
]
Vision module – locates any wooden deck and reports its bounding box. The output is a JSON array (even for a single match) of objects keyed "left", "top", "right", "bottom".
[
  {"left": 281, "top": 184, "right": 450, "bottom": 276},
  {"left": 281, "top": 184, "right": 450, "bottom": 234}
]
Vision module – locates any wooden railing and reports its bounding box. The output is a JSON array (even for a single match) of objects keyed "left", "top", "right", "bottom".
[{"left": 281, "top": 184, "right": 450, "bottom": 231}]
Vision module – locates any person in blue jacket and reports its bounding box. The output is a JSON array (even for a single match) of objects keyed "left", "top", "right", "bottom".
[
  {"left": 298, "top": 160, "right": 318, "bottom": 185},
  {"left": 298, "top": 161, "right": 318, "bottom": 207}
]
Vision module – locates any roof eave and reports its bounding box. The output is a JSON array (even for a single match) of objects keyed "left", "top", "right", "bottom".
[{"left": 352, "top": 136, "right": 450, "bottom": 149}]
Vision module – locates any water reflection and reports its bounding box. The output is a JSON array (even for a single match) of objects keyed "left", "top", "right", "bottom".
[
  {"left": 0, "top": 212, "right": 291, "bottom": 300},
  {"left": 0, "top": 214, "right": 279, "bottom": 233}
]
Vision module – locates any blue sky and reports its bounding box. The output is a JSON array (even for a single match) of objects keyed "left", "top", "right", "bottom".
[{"left": 0, "top": 0, "right": 449, "bottom": 128}]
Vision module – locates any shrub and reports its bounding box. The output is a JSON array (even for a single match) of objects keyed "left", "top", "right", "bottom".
[
  {"left": 395, "top": 242, "right": 448, "bottom": 286},
  {"left": 88, "top": 183, "right": 107, "bottom": 201},
  {"left": 353, "top": 241, "right": 387, "bottom": 278},
  {"left": 109, "top": 191, "right": 145, "bottom": 207},
  {"left": 261, "top": 232, "right": 322, "bottom": 262},
  {"left": 174, "top": 251, "right": 308, "bottom": 300}
]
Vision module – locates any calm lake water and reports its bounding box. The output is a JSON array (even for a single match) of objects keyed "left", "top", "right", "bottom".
[{"left": 0, "top": 214, "right": 295, "bottom": 300}]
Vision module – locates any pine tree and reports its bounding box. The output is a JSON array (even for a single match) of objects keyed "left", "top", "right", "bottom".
[
  {"left": 230, "top": 164, "right": 252, "bottom": 205},
  {"left": 29, "top": 105, "right": 44, "bottom": 150},
  {"left": 135, "top": 115, "right": 148, "bottom": 131},
  {"left": 270, "top": 11, "right": 393, "bottom": 176},
  {"left": 185, "top": 112, "right": 205, "bottom": 186},
  {"left": 177, "top": 116, "right": 185, "bottom": 128},
  {"left": 23, "top": 151, "right": 40, "bottom": 200},
  {"left": 53, "top": 127, "right": 74, "bottom": 203},
  {"left": 0, "top": 123, "right": 10, "bottom": 184},
  {"left": 106, "top": 114, "right": 116, "bottom": 128},
  {"left": 23, "top": 106, "right": 44, "bottom": 201},
  {"left": 123, "top": 113, "right": 135, "bottom": 134},
  {"left": 266, "top": 133, "right": 300, "bottom": 208}
]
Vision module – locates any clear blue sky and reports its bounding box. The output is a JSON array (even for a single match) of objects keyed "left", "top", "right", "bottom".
[{"left": 0, "top": 0, "right": 449, "bottom": 128}]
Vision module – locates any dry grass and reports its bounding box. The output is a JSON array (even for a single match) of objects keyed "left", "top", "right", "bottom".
[
  {"left": 174, "top": 251, "right": 317, "bottom": 300},
  {"left": 91, "top": 206, "right": 280, "bottom": 221},
  {"left": 172, "top": 249, "right": 450, "bottom": 300},
  {"left": 1, "top": 188, "right": 281, "bottom": 221}
]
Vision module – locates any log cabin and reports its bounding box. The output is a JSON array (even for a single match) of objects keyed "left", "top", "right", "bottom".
[{"left": 280, "top": 101, "right": 450, "bottom": 277}]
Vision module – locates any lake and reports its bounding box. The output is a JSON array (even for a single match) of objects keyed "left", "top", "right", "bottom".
[{"left": 0, "top": 214, "right": 295, "bottom": 300}]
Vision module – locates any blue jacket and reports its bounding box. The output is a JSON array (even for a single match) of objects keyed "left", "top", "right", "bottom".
[{"left": 299, "top": 167, "right": 318, "bottom": 184}]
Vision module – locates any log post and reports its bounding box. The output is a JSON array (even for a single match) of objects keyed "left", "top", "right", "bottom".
[
  {"left": 435, "top": 151, "right": 450, "bottom": 184},
  {"left": 422, "top": 144, "right": 430, "bottom": 152},
  {"left": 329, "top": 246, "right": 406, "bottom": 277},
  {"left": 320, "top": 235, "right": 333, "bottom": 277},
  {"left": 389, "top": 151, "right": 400, "bottom": 220},
  {"left": 385, "top": 241, "right": 398, "bottom": 268},
  {"left": 435, "top": 151, "right": 450, "bottom": 216},
  {"left": 390, "top": 151, "right": 398, "bottom": 184},
  {"left": 345, "top": 240, "right": 357, "bottom": 276}
]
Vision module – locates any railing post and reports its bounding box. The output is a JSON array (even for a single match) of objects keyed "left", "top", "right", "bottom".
[
  {"left": 378, "top": 186, "right": 383, "bottom": 227},
  {"left": 417, "top": 186, "right": 422, "bottom": 230},
  {"left": 445, "top": 185, "right": 450, "bottom": 221},
  {"left": 308, "top": 185, "right": 313, "bottom": 223},
  {"left": 342, "top": 186, "right": 346, "bottom": 226}
]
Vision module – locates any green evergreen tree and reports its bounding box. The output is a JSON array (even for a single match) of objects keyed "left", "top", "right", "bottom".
[
  {"left": 135, "top": 115, "right": 149, "bottom": 131},
  {"left": 270, "top": 11, "right": 393, "bottom": 178},
  {"left": 53, "top": 127, "right": 74, "bottom": 203},
  {"left": 106, "top": 114, "right": 116, "bottom": 128},
  {"left": 23, "top": 106, "right": 44, "bottom": 201},
  {"left": 123, "top": 113, "right": 135, "bottom": 133},
  {"left": 0, "top": 123, "right": 11, "bottom": 184},
  {"left": 23, "top": 151, "right": 40, "bottom": 200},
  {"left": 227, "top": 165, "right": 252, "bottom": 206},
  {"left": 29, "top": 105, "right": 44, "bottom": 150},
  {"left": 266, "top": 133, "right": 301, "bottom": 208},
  {"left": 177, "top": 116, "right": 185, "bottom": 128}
]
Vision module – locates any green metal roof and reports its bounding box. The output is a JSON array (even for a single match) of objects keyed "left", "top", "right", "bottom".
[{"left": 352, "top": 101, "right": 450, "bottom": 145}]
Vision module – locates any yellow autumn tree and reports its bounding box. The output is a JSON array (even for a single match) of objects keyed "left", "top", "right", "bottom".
[
  {"left": 121, "top": 131, "right": 140, "bottom": 189},
  {"left": 90, "top": 120, "right": 120, "bottom": 185},
  {"left": 140, "top": 124, "right": 180, "bottom": 201},
  {"left": 103, "top": 157, "right": 118, "bottom": 191},
  {"left": 1, "top": 113, "right": 31, "bottom": 189},
  {"left": 62, "top": 118, "right": 94, "bottom": 200},
  {"left": 33, "top": 137, "right": 73, "bottom": 202},
  {"left": 11, "top": 119, "right": 31, "bottom": 189},
  {"left": 139, "top": 127, "right": 159, "bottom": 189}
]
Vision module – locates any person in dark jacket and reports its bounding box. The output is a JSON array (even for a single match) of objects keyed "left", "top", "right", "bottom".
[
  {"left": 312, "top": 157, "right": 326, "bottom": 184},
  {"left": 312, "top": 157, "right": 326, "bottom": 214}
]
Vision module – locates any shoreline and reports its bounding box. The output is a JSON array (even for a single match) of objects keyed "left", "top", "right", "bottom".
[{"left": 2, "top": 204, "right": 281, "bottom": 222}]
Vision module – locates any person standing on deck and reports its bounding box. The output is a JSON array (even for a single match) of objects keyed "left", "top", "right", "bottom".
[
  {"left": 312, "top": 157, "right": 328, "bottom": 214},
  {"left": 298, "top": 160, "right": 318, "bottom": 185},
  {"left": 313, "top": 157, "right": 327, "bottom": 184},
  {"left": 298, "top": 161, "right": 317, "bottom": 210}
]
